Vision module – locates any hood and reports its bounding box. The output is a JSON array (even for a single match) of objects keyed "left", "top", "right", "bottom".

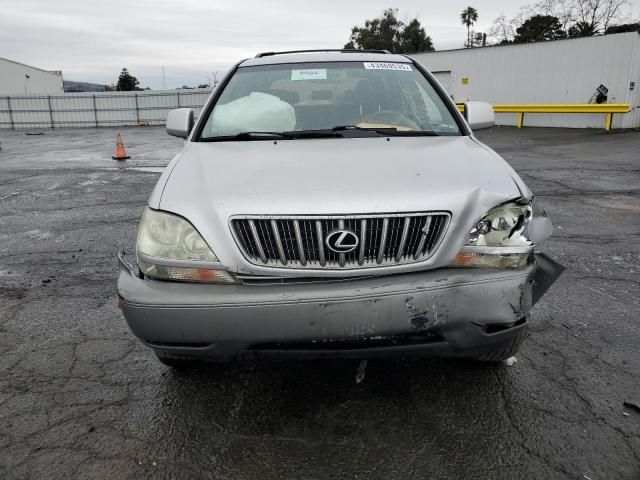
[{"left": 157, "top": 136, "right": 528, "bottom": 273}]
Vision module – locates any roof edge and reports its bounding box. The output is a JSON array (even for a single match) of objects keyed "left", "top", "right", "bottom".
[
  {"left": 0, "top": 57, "right": 63, "bottom": 76},
  {"left": 416, "top": 30, "right": 640, "bottom": 55}
]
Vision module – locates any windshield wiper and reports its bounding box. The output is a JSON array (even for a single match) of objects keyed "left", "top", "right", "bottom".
[
  {"left": 284, "top": 130, "right": 343, "bottom": 139},
  {"left": 332, "top": 125, "right": 398, "bottom": 135},
  {"left": 200, "top": 127, "right": 441, "bottom": 142},
  {"left": 200, "top": 131, "right": 295, "bottom": 141},
  {"left": 234, "top": 131, "right": 295, "bottom": 139},
  {"left": 331, "top": 125, "right": 440, "bottom": 136}
]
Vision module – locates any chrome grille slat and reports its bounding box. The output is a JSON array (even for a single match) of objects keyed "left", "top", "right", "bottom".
[
  {"left": 413, "top": 216, "right": 432, "bottom": 259},
  {"left": 293, "top": 220, "right": 307, "bottom": 266},
  {"left": 395, "top": 217, "right": 411, "bottom": 262},
  {"left": 424, "top": 216, "right": 440, "bottom": 255},
  {"left": 338, "top": 219, "right": 346, "bottom": 268},
  {"left": 270, "top": 220, "right": 287, "bottom": 265},
  {"left": 405, "top": 217, "right": 421, "bottom": 260},
  {"left": 257, "top": 220, "right": 275, "bottom": 260},
  {"left": 369, "top": 218, "right": 380, "bottom": 261},
  {"left": 232, "top": 212, "right": 449, "bottom": 270},
  {"left": 247, "top": 220, "right": 267, "bottom": 264},
  {"left": 376, "top": 218, "right": 389, "bottom": 264},
  {"left": 358, "top": 219, "right": 367, "bottom": 266},
  {"left": 315, "top": 221, "right": 326, "bottom": 266}
]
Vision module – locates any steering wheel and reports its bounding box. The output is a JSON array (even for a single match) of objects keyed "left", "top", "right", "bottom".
[{"left": 361, "top": 110, "right": 421, "bottom": 130}]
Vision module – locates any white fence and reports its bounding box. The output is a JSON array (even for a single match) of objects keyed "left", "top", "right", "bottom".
[{"left": 0, "top": 89, "right": 213, "bottom": 129}]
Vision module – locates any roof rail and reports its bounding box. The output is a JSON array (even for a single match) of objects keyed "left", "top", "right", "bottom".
[{"left": 254, "top": 49, "right": 392, "bottom": 58}]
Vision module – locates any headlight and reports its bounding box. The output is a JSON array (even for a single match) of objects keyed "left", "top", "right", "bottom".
[
  {"left": 466, "top": 202, "right": 532, "bottom": 247},
  {"left": 136, "top": 207, "right": 238, "bottom": 284},
  {"left": 137, "top": 207, "right": 217, "bottom": 262},
  {"left": 452, "top": 201, "right": 533, "bottom": 269}
]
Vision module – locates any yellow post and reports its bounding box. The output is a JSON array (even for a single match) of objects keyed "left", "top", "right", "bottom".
[
  {"left": 517, "top": 112, "right": 525, "bottom": 128},
  {"left": 604, "top": 112, "right": 613, "bottom": 131}
]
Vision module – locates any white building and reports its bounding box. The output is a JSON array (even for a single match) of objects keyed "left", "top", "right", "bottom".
[
  {"left": 0, "top": 57, "right": 64, "bottom": 95},
  {"left": 412, "top": 31, "right": 640, "bottom": 129}
]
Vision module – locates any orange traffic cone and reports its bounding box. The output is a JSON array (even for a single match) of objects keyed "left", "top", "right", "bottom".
[{"left": 112, "top": 133, "right": 130, "bottom": 160}]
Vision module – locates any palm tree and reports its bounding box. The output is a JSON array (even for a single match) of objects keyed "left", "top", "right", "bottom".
[{"left": 461, "top": 7, "right": 479, "bottom": 48}]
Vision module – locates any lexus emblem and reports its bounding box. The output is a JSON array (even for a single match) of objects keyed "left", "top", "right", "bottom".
[{"left": 325, "top": 230, "right": 359, "bottom": 253}]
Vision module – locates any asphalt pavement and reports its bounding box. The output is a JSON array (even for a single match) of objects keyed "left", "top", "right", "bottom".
[{"left": 0, "top": 125, "right": 639, "bottom": 479}]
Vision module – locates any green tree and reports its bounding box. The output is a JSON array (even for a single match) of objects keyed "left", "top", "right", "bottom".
[
  {"left": 116, "top": 68, "right": 140, "bottom": 91},
  {"left": 567, "top": 20, "right": 596, "bottom": 38},
  {"left": 400, "top": 18, "right": 434, "bottom": 53},
  {"left": 344, "top": 8, "right": 434, "bottom": 53},
  {"left": 460, "top": 7, "right": 479, "bottom": 48},
  {"left": 513, "top": 15, "right": 566, "bottom": 43},
  {"left": 605, "top": 22, "right": 640, "bottom": 34}
]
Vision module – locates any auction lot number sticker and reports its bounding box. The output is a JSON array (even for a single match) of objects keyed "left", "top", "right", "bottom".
[
  {"left": 291, "top": 69, "right": 327, "bottom": 80},
  {"left": 363, "top": 62, "right": 412, "bottom": 71}
]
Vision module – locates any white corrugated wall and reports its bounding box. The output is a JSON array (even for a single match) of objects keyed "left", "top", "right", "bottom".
[
  {"left": 0, "top": 58, "right": 64, "bottom": 95},
  {"left": 627, "top": 33, "right": 640, "bottom": 128},
  {"left": 412, "top": 32, "right": 640, "bottom": 128},
  {"left": 0, "top": 89, "right": 213, "bottom": 129}
]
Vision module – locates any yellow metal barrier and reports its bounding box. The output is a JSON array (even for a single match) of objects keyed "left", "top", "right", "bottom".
[{"left": 455, "top": 104, "right": 631, "bottom": 131}]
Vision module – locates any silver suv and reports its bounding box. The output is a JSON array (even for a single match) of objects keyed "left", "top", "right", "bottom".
[{"left": 117, "top": 49, "right": 562, "bottom": 368}]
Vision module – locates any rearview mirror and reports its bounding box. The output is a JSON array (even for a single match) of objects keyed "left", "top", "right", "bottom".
[
  {"left": 166, "top": 108, "right": 195, "bottom": 138},
  {"left": 464, "top": 102, "right": 495, "bottom": 130}
]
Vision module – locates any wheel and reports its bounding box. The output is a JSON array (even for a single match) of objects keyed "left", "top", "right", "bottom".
[
  {"left": 473, "top": 327, "right": 527, "bottom": 363},
  {"left": 154, "top": 351, "right": 203, "bottom": 369}
]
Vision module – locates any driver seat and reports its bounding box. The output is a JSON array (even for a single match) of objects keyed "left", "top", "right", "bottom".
[{"left": 353, "top": 79, "right": 386, "bottom": 118}]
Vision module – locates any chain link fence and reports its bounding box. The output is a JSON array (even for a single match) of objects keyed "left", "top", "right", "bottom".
[{"left": 0, "top": 89, "right": 213, "bottom": 129}]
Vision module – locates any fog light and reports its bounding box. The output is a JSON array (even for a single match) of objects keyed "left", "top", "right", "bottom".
[{"left": 138, "top": 260, "right": 239, "bottom": 284}]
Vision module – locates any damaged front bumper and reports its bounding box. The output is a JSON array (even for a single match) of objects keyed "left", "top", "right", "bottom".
[{"left": 116, "top": 252, "right": 563, "bottom": 361}]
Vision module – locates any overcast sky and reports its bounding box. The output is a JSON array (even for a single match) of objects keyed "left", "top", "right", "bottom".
[{"left": 2, "top": 0, "right": 639, "bottom": 89}]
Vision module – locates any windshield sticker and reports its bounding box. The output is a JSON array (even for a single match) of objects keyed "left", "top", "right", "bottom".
[
  {"left": 291, "top": 69, "right": 327, "bottom": 81},
  {"left": 363, "top": 62, "right": 412, "bottom": 71}
]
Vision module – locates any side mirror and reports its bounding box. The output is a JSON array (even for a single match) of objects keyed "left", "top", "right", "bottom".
[
  {"left": 464, "top": 101, "right": 494, "bottom": 130},
  {"left": 166, "top": 108, "right": 194, "bottom": 138}
]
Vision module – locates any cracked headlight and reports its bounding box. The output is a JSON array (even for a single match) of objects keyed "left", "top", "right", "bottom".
[
  {"left": 452, "top": 201, "right": 533, "bottom": 269},
  {"left": 136, "top": 207, "right": 238, "bottom": 284}
]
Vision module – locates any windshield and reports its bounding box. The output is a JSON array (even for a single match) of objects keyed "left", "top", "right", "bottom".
[{"left": 199, "top": 61, "right": 462, "bottom": 140}]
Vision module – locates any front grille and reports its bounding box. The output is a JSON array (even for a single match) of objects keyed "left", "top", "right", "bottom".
[{"left": 230, "top": 213, "right": 449, "bottom": 270}]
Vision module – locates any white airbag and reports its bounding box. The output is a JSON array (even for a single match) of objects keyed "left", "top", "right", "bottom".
[{"left": 210, "top": 92, "right": 296, "bottom": 135}]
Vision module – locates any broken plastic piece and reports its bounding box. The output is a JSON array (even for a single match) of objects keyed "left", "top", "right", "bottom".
[
  {"left": 623, "top": 400, "right": 640, "bottom": 413},
  {"left": 355, "top": 360, "right": 368, "bottom": 384},
  {"left": 532, "top": 253, "right": 565, "bottom": 305}
]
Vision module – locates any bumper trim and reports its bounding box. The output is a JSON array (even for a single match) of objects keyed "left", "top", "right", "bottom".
[{"left": 118, "top": 262, "right": 534, "bottom": 310}]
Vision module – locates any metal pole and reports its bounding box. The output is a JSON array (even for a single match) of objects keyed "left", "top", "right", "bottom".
[
  {"left": 7, "top": 97, "right": 14, "bottom": 130},
  {"left": 176, "top": 91, "right": 181, "bottom": 108},
  {"left": 134, "top": 92, "right": 140, "bottom": 125},
  {"left": 47, "top": 95, "right": 54, "bottom": 129},
  {"left": 92, "top": 95, "right": 98, "bottom": 127}
]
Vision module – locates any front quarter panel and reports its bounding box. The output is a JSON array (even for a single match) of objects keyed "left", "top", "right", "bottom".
[{"left": 148, "top": 148, "right": 188, "bottom": 209}]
